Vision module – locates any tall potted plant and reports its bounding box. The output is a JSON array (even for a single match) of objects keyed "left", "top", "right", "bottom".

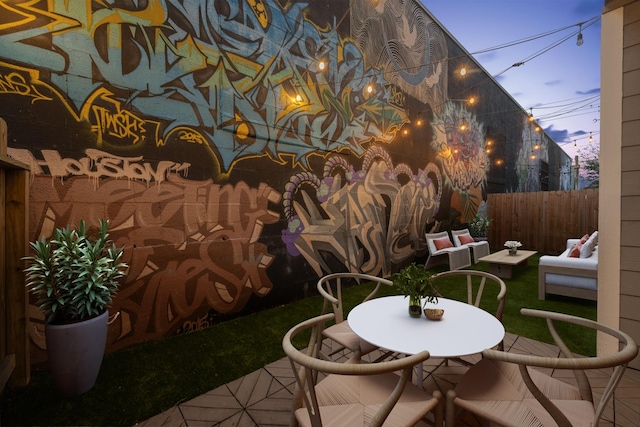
[
  {"left": 24, "top": 219, "right": 127, "bottom": 396},
  {"left": 391, "top": 263, "right": 438, "bottom": 318},
  {"left": 468, "top": 214, "right": 492, "bottom": 240}
]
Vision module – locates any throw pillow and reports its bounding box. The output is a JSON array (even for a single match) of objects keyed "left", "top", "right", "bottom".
[
  {"left": 569, "top": 243, "right": 582, "bottom": 258},
  {"left": 580, "top": 234, "right": 589, "bottom": 244},
  {"left": 434, "top": 237, "right": 453, "bottom": 250},
  {"left": 580, "top": 239, "right": 595, "bottom": 258},
  {"left": 458, "top": 234, "right": 475, "bottom": 245}
]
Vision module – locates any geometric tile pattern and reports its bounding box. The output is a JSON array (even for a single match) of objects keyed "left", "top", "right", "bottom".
[{"left": 137, "top": 332, "right": 640, "bottom": 427}]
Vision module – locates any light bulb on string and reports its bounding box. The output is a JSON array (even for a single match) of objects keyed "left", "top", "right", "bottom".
[
  {"left": 573, "top": 140, "right": 578, "bottom": 149},
  {"left": 589, "top": 132, "right": 593, "bottom": 142},
  {"left": 576, "top": 24, "right": 584, "bottom": 46}
]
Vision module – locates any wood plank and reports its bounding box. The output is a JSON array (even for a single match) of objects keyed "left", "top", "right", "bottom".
[
  {"left": 1, "top": 117, "right": 30, "bottom": 388},
  {"left": 0, "top": 354, "right": 15, "bottom": 393},
  {"left": 5, "top": 169, "right": 30, "bottom": 387}
]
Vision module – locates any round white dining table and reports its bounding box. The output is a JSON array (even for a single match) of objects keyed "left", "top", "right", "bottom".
[{"left": 347, "top": 295, "right": 505, "bottom": 359}]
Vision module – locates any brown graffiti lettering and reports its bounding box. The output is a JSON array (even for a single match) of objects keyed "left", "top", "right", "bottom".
[
  {"left": 26, "top": 173, "right": 281, "bottom": 361},
  {"left": 7, "top": 148, "right": 190, "bottom": 184}
]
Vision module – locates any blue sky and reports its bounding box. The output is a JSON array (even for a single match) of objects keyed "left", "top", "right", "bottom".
[{"left": 421, "top": 0, "right": 602, "bottom": 159}]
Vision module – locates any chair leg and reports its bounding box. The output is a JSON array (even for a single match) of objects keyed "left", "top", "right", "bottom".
[
  {"left": 433, "top": 390, "right": 444, "bottom": 427},
  {"left": 445, "top": 389, "right": 457, "bottom": 427}
]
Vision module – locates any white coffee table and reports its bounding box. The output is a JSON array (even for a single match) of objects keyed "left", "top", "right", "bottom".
[{"left": 347, "top": 295, "right": 505, "bottom": 386}]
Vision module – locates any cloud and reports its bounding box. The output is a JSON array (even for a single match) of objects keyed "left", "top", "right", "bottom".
[
  {"left": 544, "top": 124, "right": 569, "bottom": 143},
  {"left": 576, "top": 87, "right": 600, "bottom": 95},
  {"left": 474, "top": 51, "right": 498, "bottom": 63},
  {"left": 545, "top": 80, "right": 562, "bottom": 86}
]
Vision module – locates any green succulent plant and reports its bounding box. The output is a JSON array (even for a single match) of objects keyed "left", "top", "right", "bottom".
[
  {"left": 391, "top": 263, "right": 439, "bottom": 306},
  {"left": 24, "top": 219, "right": 128, "bottom": 324}
]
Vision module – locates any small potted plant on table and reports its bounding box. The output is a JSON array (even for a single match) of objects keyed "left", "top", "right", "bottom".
[
  {"left": 504, "top": 240, "right": 522, "bottom": 255},
  {"left": 391, "top": 263, "right": 439, "bottom": 318},
  {"left": 24, "top": 219, "right": 127, "bottom": 396}
]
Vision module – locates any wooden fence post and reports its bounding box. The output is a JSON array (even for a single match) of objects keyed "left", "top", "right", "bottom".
[{"left": 0, "top": 117, "right": 30, "bottom": 389}]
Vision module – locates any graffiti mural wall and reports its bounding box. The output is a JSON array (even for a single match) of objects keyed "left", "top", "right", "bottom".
[{"left": 0, "top": 0, "right": 570, "bottom": 360}]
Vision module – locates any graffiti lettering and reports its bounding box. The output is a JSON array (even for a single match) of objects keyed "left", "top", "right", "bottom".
[
  {"left": 179, "top": 130, "right": 206, "bottom": 145},
  {"left": 283, "top": 146, "right": 442, "bottom": 277},
  {"left": 0, "top": 71, "right": 51, "bottom": 102},
  {"left": 0, "top": 0, "right": 409, "bottom": 171},
  {"left": 387, "top": 84, "right": 405, "bottom": 108},
  {"left": 92, "top": 105, "right": 146, "bottom": 144},
  {"left": 7, "top": 148, "right": 190, "bottom": 184},
  {"left": 26, "top": 173, "right": 281, "bottom": 360}
]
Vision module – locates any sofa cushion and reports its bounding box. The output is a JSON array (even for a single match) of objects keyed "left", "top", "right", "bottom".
[
  {"left": 458, "top": 234, "right": 475, "bottom": 245},
  {"left": 434, "top": 237, "right": 453, "bottom": 250},
  {"left": 580, "top": 234, "right": 589, "bottom": 244}
]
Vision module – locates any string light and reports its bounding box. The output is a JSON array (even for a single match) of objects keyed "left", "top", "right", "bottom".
[
  {"left": 573, "top": 140, "right": 577, "bottom": 149},
  {"left": 318, "top": 60, "right": 326, "bottom": 71},
  {"left": 576, "top": 23, "right": 584, "bottom": 46},
  {"left": 589, "top": 132, "right": 593, "bottom": 142},
  {"left": 367, "top": 84, "right": 373, "bottom": 94}
]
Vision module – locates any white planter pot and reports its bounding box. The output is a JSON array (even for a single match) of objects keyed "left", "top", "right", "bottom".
[{"left": 45, "top": 310, "right": 108, "bottom": 397}]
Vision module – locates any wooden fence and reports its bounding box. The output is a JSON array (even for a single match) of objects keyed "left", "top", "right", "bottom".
[{"left": 486, "top": 189, "right": 599, "bottom": 256}]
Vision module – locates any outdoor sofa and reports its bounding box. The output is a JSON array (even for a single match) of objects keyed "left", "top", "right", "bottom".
[{"left": 538, "top": 232, "right": 598, "bottom": 301}]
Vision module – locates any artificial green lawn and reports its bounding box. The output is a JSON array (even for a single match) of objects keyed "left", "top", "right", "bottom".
[{"left": 0, "top": 254, "right": 596, "bottom": 426}]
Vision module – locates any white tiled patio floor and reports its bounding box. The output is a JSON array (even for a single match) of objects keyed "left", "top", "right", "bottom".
[{"left": 138, "top": 332, "right": 640, "bottom": 427}]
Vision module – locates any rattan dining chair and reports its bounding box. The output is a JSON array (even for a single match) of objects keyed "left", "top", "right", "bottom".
[
  {"left": 433, "top": 269, "right": 506, "bottom": 358},
  {"left": 283, "top": 313, "right": 444, "bottom": 427},
  {"left": 317, "top": 273, "right": 393, "bottom": 361},
  {"left": 446, "top": 308, "right": 639, "bottom": 427}
]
